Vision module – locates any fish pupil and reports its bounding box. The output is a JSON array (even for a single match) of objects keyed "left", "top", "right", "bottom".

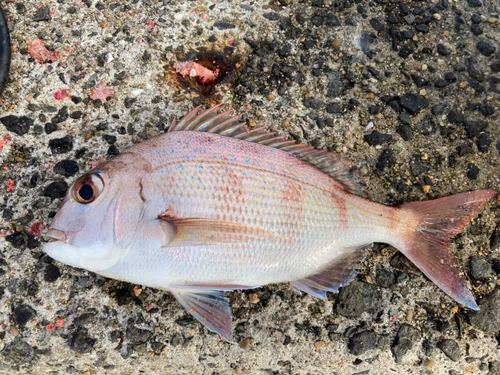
[{"left": 79, "top": 184, "right": 94, "bottom": 201}]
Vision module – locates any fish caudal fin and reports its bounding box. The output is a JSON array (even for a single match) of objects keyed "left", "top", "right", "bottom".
[{"left": 398, "top": 190, "right": 497, "bottom": 310}]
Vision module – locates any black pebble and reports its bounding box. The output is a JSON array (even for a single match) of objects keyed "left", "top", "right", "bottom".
[
  {"left": 208, "top": 35, "right": 217, "bottom": 43},
  {"left": 411, "top": 74, "right": 428, "bottom": 87},
  {"left": 396, "top": 124, "right": 412, "bottom": 141},
  {"left": 44, "top": 264, "right": 61, "bottom": 282},
  {"left": 103, "top": 134, "right": 117, "bottom": 144},
  {"left": 54, "top": 160, "right": 79, "bottom": 177},
  {"left": 13, "top": 304, "right": 36, "bottom": 326},
  {"left": 431, "top": 104, "right": 445, "bottom": 115},
  {"left": 70, "top": 111, "right": 83, "bottom": 119},
  {"left": 108, "top": 145, "right": 119, "bottom": 155},
  {"left": 478, "top": 104, "right": 494, "bottom": 117},
  {"left": 0, "top": 115, "right": 34, "bottom": 136},
  {"left": 33, "top": 6, "right": 52, "bottom": 21},
  {"left": 213, "top": 21, "right": 235, "bottom": 30},
  {"left": 49, "top": 136, "right": 73, "bottom": 154},
  {"left": 5, "top": 232, "right": 27, "bottom": 249},
  {"left": 437, "top": 339, "right": 461, "bottom": 362},
  {"left": 364, "top": 130, "right": 392, "bottom": 146},
  {"left": 467, "top": 164, "right": 480, "bottom": 179},
  {"left": 469, "top": 255, "right": 491, "bottom": 279},
  {"left": 326, "top": 103, "right": 341, "bottom": 114},
  {"left": 476, "top": 134, "right": 491, "bottom": 153},
  {"left": 437, "top": 44, "right": 450, "bottom": 55},
  {"left": 375, "top": 268, "right": 395, "bottom": 288},
  {"left": 2, "top": 338, "right": 35, "bottom": 364},
  {"left": 69, "top": 328, "right": 97, "bottom": 353},
  {"left": 434, "top": 78, "right": 449, "bottom": 88},
  {"left": 399, "top": 94, "right": 428, "bottom": 114},
  {"left": 335, "top": 280, "right": 382, "bottom": 318},
  {"left": 303, "top": 98, "right": 326, "bottom": 109},
  {"left": 490, "top": 229, "right": 500, "bottom": 251},
  {"left": 398, "top": 44, "right": 414, "bottom": 58},
  {"left": 348, "top": 331, "right": 379, "bottom": 355},
  {"left": 370, "top": 18, "right": 383, "bottom": 32},
  {"left": 263, "top": 12, "right": 280, "bottom": 21},
  {"left": 415, "top": 24, "right": 429, "bottom": 33},
  {"left": 43, "top": 180, "right": 69, "bottom": 199},
  {"left": 391, "top": 324, "right": 421, "bottom": 363},
  {"left": 468, "top": 0, "right": 482, "bottom": 6},
  {"left": 476, "top": 40, "right": 496, "bottom": 57},
  {"left": 51, "top": 106, "right": 69, "bottom": 124},
  {"left": 447, "top": 110, "right": 464, "bottom": 124}
]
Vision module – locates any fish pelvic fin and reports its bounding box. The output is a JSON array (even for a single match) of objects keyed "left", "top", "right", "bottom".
[
  {"left": 170, "top": 288, "right": 234, "bottom": 342},
  {"left": 397, "top": 190, "right": 498, "bottom": 310},
  {"left": 291, "top": 244, "right": 370, "bottom": 299}
]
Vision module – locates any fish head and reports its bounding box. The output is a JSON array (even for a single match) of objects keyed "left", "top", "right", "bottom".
[{"left": 44, "top": 156, "right": 151, "bottom": 273}]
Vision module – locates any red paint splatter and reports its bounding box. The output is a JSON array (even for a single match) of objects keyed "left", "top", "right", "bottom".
[
  {"left": 116, "top": 338, "right": 122, "bottom": 343},
  {"left": 146, "top": 20, "right": 155, "bottom": 29},
  {"left": 203, "top": 14, "right": 209, "bottom": 21},
  {"left": 28, "top": 39, "right": 63, "bottom": 64},
  {"left": 244, "top": 104, "right": 251, "bottom": 111},
  {"left": 46, "top": 324, "right": 55, "bottom": 332},
  {"left": 391, "top": 315, "right": 396, "bottom": 322},
  {"left": 6, "top": 179, "right": 15, "bottom": 192},
  {"left": 56, "top": 319, "right": 65, "bottom": 328},
  {"left": 0, "top": 134, "right": 12, "bottom": 152},
  {"left": 90, "top": 83, "right": 115, "bottom": 103},
  {"left": 174, "top": 61, "right": 219, "bottom": 85},
  {"left": 54, "top": 88, "right": 71, "bottom": 100},
  {"left": 63, "top": 46, "right": 73, "bottom": 53},
  {"left": 29, "top": 221, "right": 46, "bottom": 237}
]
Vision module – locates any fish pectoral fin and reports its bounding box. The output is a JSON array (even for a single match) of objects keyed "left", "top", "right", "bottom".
[
  {"left": 290, "top": 244, "right": 371, "bottom": 299},
  {"left": 170, "top": 288, "right": 233, "bottom": 342},
  {"left": 161, "top": 218, "right": 292, "bottom": 246}
]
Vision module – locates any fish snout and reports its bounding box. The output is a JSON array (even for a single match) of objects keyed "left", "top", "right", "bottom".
[{"left": 47, "top": 228, "right": 66, "bottom": 242}]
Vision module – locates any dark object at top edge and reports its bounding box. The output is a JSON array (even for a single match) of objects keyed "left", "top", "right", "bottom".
[{"left": 0, "top": 7, "right": 10, "bottom": 97}]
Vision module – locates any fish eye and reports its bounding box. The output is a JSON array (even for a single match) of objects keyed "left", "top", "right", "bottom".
[{"left": 72, "top": 173, "right": 105, "bottom": 204}]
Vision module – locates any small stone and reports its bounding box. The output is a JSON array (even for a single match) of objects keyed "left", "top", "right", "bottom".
[
  {"left": 391, "top": 324, "right": 421, "bottom": 363},
  {"left": 33, "top": 6, "right": 52, "bottom": 21},
  {"left": 437, "top": 44, "right": 449, "bottom": 55},
  {"left": 348, "top": 331, "right": 379, "bottom": 355},
  {"left": 469, "top": 256, "right": 491, "bottom": 279},
  {"left": 239, "top": 337, "right": 253, "bottom": 349},
  {"left": 13, "top": 304, "right": 36, "bottom": 326},
  {"left": 0, "top": 115, "right": 34, "bottom": 136},
  {"left": 468, "top": 287, "right": 500, "bottom": 332},
  {"left": 364, "top": 130, "right": 392, "bottom": 146},
  {"left": 437, "top": 339, "right": 461, "bottom": 362},
  {"left": 314, "top": 341, "right": 325, "bottom": 350},
  {"left": 303, "top": 98, "right": 326, "bottom": 109},
  {"left": 336, "top": 280, "right": 382, "bottom": 318},
  {"left": 43, "top": 180, "right": 69, "bottom": 199},
  {"left": 458, "top": 81, "right": 468, "bottom": 89},
  {"left": 467, "top": 164, "right": 480, "bottom": 179},
  {"left": 422, "top": 185, "right": 431, "bottom": 194},
  {"left": 248, "top": 119, "right": 256, "bottom": 128},
  {"left": 332, "top": 40, "right": 342, "bottom": 48},
  {"left": 54, "top": 160, "right": 79, "bottom": 177},
  {"left": 424, "top": 360, "right": 436, "bottom": 369},
  {"left": 44, "top": 264, "right": 61, "bottom": 282},
  {"left": 69, "top": 328, "right": 96, "bottom": 353},
  {"left": 49, "top": 136, "right": 73, "bottom": 154},
  {"left": 399, "top": 94, "right": 428, "bottom": 115},
  {"left": 476, "top": 40, "right": 496, "bottom": 57},
  {"left": 281, "top": 120, "right": 290, "bottom": 129},
  {"left": 248, "top": 293, "right": 260, "bottom": 304},
  {"left": 376, "top": 268, "right": 395, "bottom": 288},
  {"left": 433, "top": 13, "right": 441, "bottom": 20},
  {"left": 267, "top": 94, "right": 275, "bottom": 101},
  {"left": 419, "top": 89, "right": 427, "bottom": 96},
  {"left": 2, "top": 338, "right": 35, "bottom": 363}
]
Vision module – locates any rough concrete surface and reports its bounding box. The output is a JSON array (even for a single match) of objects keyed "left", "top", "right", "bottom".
[{"left": 0, "top": 0, "right": 499, "bottom": 374}]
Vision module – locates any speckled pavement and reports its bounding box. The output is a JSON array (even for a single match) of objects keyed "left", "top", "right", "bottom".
[{"left": 0, "top": 0, "right": 500, "bottom": 374}]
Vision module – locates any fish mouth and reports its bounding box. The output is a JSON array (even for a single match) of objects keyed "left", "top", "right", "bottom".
[{"left": 47, "top": 228, "right": 67, "bottom": 242}]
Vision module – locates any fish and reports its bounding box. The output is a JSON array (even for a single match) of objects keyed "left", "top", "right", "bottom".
[{"left": 44, "top": 104, "right": 498, "bottom": 342}]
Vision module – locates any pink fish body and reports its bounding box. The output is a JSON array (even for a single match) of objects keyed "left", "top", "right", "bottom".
[{"left": 45, "top": 105, "right": 498, "bottom": 341}]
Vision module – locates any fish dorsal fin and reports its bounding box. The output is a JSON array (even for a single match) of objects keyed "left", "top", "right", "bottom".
[
  {"left": 290, "top": 244, "right": 370, "bottom": 299},
  {"left": 168, "top": 105, "right": 368, "bottom": 197}
]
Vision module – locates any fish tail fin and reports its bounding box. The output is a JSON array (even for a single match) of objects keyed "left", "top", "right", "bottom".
[{"left": 396, "top": 190, "right": 497, "bottom": 310}]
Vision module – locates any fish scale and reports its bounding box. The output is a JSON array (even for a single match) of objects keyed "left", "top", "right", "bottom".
[{"left": 44, "top": 105, "right": 498, "bottom": 342}]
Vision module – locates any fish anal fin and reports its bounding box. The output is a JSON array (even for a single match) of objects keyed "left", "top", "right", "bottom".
[
  {"left": 291, "top": 245, "right": 370, "bottom": 299},
  {"left": 160, "top": 217, "right": 292, "bottom": 246},
  {"left": 168, "top": 105, "right": 368, "bottom": 197},
  {"left": 170, "top": 288, "right": 233, "bottom": 342}
]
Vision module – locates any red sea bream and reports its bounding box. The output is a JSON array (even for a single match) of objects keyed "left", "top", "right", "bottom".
[{"left": 44, "top": 105, "right": 498, "bottom": 341}]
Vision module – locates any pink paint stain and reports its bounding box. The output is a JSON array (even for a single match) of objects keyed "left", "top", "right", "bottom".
[
  {"left": 29, "top": 221, "right": 46, "bottom": 237},
  {"left": 0, "top": 134, "right": 12, "bottom": 152},
  {"left": 46, "top": 324, "right": 55, "bottom": 332},
  {"left": 90, "top": 83, "right": 115, "bottom": 103},
  {"left": 54, "top": 88, "right": 71, "bottom": 100},
  {"left": 6, "top": 179, "right": 15, "bottom": 192},
  {"left": 28, "top": 39, "right": 63, "bottom": 64},
  {"left": 147, "top": 20, "right": 155, "bottom": 29},
  {"left": 56, "top": 319, "right": 65, "bottom": 328}
]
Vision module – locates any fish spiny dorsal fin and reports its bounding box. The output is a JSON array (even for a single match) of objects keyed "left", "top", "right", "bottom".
[{"left": 170, "top": 105, "right": 368, "bottom": 197}]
